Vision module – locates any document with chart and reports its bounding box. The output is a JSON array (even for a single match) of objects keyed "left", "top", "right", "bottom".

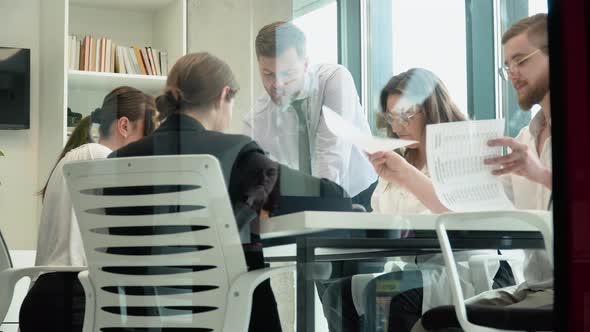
[
  {"left": 426, "top": 119, "right": 514, "bottom": 211},
  {"left": 322, "top": 106, "right": 416, "bottom": 153}
]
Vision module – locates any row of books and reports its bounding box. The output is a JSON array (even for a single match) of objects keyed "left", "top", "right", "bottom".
[{"left": 68, "top": 35, "right": 168, "bottom": 76}]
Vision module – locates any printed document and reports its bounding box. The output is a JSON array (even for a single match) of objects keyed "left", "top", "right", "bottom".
[
  {"left": 323, "top": 106, "right": 416, "bottom": 154},
  {"left": 426, "top": 119, "right": 514, "bottom": 211}
]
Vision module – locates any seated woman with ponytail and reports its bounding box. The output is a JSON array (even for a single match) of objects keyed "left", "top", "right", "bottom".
[{"left": 19, "top": 86, "right": 157, "bottom": 332}]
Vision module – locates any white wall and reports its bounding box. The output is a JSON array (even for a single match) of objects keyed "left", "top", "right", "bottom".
[
  {"left": 0, "top": 0, "right": 295, "bottom": 250},
  {"left": 0, "top": 0, "right": 41, "bottom": 250},
  {"left": 188, "top": 0, "right": 292, "bottom": 133}
]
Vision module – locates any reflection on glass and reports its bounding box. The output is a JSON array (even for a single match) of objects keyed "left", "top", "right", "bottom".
[
  {"left": 500, "top": 0, "right": 548, "bottom": 137},
  {"left": 390, "top": 0, "right": 468, "bottom": 115},
  {"left": 293, "top": 1, "right": 338, "bottom": 65}
]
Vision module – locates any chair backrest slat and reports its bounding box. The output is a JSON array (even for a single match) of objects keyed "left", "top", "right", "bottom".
[
  {"left": 0, "top": 231, "right": 12, "bottom": 271},
  {"left": 65, "top": 155, "right": 247, "bottom": 331}
]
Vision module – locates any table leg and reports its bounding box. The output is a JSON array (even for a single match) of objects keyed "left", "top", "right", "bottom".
[{"left": 296, "top": 237, "right": 316, "bottom": 332}]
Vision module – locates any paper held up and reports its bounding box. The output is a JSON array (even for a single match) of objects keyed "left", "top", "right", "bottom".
[
  {"left": 426, "top": 119, "right": 515, "bottom": 212},
  {"left": 322, "top": 106, "right": 417, "bottom": 154}
]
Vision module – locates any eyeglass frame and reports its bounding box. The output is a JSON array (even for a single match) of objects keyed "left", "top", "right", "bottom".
[
  {"left": 499, "top": 48, "right": 543, "bottom": 81},
  {"left": 383, "top": 106, "right": 423, "bottom": 127}
]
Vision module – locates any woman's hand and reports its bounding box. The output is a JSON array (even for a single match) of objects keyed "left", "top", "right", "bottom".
[
  {"left": 368, "top": 151, "right": 413, "bottom": 185},
  {"left": 369, "top": 151, "right": 449, "bottom": 213}
]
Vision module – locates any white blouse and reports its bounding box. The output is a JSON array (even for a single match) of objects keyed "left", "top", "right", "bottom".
[
  {"left": 368, "top": 169, "right": 500, "bottom": 313},
  {"left": 35, "top": 143, "right": 112, "bottom": 267},
  {"left": 371, "top": 169, "right": 431, "bottom": 215}
]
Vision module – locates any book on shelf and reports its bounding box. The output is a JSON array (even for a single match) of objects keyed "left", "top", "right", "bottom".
[
  {"left": 122, "top": 46, "right": 132, "bottom": 74},
  {"left": 75, "top": 39, "right": 80, "bottom": 71},
  {"left": 90, "top": 37, "right": 96, "bottom": 72},
  {"left": 68, "top": 34, "right": 168, "bottom": 77},
  {"left": 133, "top": 47, "right": 142, "bottom": 74},
  {"left": 160, "top": 51, "right": 168, "bottom": 75},
  {"left": 146, "top": 47, "right": 156, "bottom": 76},
  {"left": 115, "top": 46, "right": 125, "bottom": 74},
  {"left": 139, "top": 48, "right": 152, "bottom": 75},
  {"left": 132, "top": 47, "right": 147, "bottom": 75}
]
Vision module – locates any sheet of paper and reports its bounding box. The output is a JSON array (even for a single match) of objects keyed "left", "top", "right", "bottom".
[
  {"left": 426, "top": 119, "right": 514, "bottom": 212},
  {"left": 322, "top": 106, "right": 417, "bottom": 154}
]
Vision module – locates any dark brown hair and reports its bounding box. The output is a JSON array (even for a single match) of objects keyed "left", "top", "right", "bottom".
[
  {"left": 255, "top": 21, "right": 306, "bottom": 59},
  {"left": 40, "top": 86, "right": 156, "bottom": 197},
  {"left": 378, "top": 68, "right": 467, "bottom": 167},
  {"left": 156, "top": 52, "right": 239, "bottom": 120},
  {"left": 502, "top": 13, "right": 548, "bottom": 54}
]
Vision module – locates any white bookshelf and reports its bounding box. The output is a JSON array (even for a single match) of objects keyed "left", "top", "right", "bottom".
[
  {"left": 67, "top": 0, "right": 186, "bottom": 118},
  {"left": 68, "top": 70, "right": 167, "bottom": 95},
  {"left": 39, "top": 0, "right": 186, "bottom": 183}
]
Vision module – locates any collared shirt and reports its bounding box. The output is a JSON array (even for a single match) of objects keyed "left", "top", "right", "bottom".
[
  {"left": 243, "top": 63, "right": 377, "bottom": 197},
  {"left": 502, "top": 110, "right": 553, "bottom": 290},
  {"left": 35, "top": 143, "right": 112, "bottom": 268}
]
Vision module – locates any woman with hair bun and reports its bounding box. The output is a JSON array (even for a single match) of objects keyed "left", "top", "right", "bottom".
[
  {"left": 110, "top": 52, "right": 347, "bottom": 332},
  {"left": 20, "top": 86, "right": 157, "bottom": 332}
]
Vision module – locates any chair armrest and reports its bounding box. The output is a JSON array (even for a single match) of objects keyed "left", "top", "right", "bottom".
[
  {"left": 223, "top": 264, "right": 296, "bottom": 332},
  {"left": 0, "top": 266, "right": 87, "bottom": 324},
  {"left": 435, "top": 210, "right": 552, "bottom": 332}
]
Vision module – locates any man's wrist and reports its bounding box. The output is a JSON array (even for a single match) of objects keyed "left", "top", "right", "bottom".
[
  {"left": 530, "top": 166, "right": 552, "bottom": 189},
  {"left": 541, "top": 167, "right": 552, "bottom": 189}
]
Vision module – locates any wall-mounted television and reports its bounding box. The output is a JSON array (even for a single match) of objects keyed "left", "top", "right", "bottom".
[{"left": 0, "top": 47, "right": 30, "bottom": 129}]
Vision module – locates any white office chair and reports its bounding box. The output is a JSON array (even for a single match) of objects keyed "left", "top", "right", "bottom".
[
  {"left": 0, "top": 229, "right": 85, "bottom": 327},
  {"left": 434, "top": 210, "right": 553, "bottom": 332},
  {"left": 64, "top": 155, "right": 294, "bottom": 332}
]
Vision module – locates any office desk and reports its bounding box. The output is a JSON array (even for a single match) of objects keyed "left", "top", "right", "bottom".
[{"left": 259, "top": 211, "right": 547, "bottom": 332}]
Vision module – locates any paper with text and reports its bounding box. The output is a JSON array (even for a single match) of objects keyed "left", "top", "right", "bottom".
[
  {"left": 322, "top": 106, "right": 417, "bottom": 154},
  {"left": 426, "top": 119, "right": 514, "bottom": 211}
]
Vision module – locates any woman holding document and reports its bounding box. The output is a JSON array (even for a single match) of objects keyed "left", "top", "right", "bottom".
[{"left": 321, "top": 68, "right": 515, "bottom": 332}]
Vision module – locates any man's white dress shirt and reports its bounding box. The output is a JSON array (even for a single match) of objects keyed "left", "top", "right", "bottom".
[
  {"left": 503, "top": 110, "right": 553, "bottom": 290},
  {"left": 243, "top": 63, "right": 377, "bottom": 197}
]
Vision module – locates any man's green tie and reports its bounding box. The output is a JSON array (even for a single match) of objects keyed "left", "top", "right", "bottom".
[{"left": 292, "top": 99, "right": 312, "bottom": 175}]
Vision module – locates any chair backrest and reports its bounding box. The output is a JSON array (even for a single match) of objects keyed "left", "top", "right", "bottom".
[
  {"left": 0, "top": 230, "right": 12, "bottom": 272},
  {"left": 64, "top": 155, "right": 248, "bottom": 331},
  {"left": 0, "top": 229, "right": 13, "bottom": 324}
]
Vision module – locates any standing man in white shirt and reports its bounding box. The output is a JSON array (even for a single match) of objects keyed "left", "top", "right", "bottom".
[{"left": 243, "top": 21, "right": 377, "bottom": 209}]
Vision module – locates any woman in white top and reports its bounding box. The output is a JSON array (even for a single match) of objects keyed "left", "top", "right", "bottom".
[
  {"left": 322, "top": 69, "right": 515, "bottom": 332},
  {"left": 20, "top": 86, "right": 157, "bottom": 332}
]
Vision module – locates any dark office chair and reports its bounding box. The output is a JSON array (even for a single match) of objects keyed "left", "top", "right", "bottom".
[{"left": 421, "top": 303, "right": 553, "bottom": 331}]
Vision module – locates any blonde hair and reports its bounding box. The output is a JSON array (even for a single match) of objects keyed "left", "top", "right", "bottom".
[{"left": 502, "top": 13, "right": 548, "bottom": 54}]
